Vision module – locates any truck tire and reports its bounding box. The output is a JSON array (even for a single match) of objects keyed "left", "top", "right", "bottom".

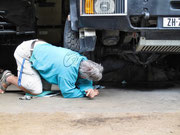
[{"left": 64, "top": 19, "right": 80, "bottom": 52}]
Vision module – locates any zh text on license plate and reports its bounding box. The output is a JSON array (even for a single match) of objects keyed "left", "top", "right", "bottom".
[{"left": 163, "top": 17, "right": 180, "bottom": 27}]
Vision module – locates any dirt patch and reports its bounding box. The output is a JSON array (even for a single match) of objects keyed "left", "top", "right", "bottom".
[
  {"left": 0, "top": 112, "right": 180, "bottom": 135},
  {"left": 71, "top": 115, "right": 147, "bottom": 126}
]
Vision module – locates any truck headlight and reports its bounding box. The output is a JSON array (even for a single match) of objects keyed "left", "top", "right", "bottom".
[
  {"left": 83, "top": 0, "right": 127, "bottom": 16},
  {"left": 95, "top": 0, "right": 115, "bottom": 14}
]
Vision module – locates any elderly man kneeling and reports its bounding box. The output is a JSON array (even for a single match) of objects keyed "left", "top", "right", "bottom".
[{"left": 0, "top": 39, "right": 103, "bottom": 98}]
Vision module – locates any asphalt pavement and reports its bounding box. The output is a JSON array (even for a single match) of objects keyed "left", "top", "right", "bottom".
[{"left": 0, "top": 84, "right": 180, "bottom": 135}]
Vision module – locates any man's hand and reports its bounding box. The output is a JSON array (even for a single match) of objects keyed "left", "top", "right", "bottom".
[
  {"left": 85, "top": 89, "right": 99, "bottom": 99},
  {"left": 94, "top": 89, "right": 99, "bottom": 96},
  {"left": 0, "top": 89, "right": 4, "bottom": 94},
  {"left": 86, "top": 89, "right": 95, "bottom": 99}
]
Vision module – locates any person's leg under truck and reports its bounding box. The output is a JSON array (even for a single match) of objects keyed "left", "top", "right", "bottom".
[{"left": 14, "top": 40, "right": 43, "bottom": 95}]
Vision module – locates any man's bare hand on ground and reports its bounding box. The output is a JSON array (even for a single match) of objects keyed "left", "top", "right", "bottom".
[
  {"left": 85, "top": 89, "right": 99, "bottom": 99},
  {"left": 94, "top": 89, "right": 99, "bottom": 96},
  {"left": 0, "top": 89, "right": 4, "bottom": 94}
]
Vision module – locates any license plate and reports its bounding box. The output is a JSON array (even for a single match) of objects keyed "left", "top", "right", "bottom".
[{"left": 163, "top": 17, "right": 180, "bottom": 27}]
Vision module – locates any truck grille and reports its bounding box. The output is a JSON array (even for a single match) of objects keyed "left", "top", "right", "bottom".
[
  {"left": 81, "top": 0, "right": 127, "bottom": 16},
  {"left": 136, "top": 37, "right": 180, "bottom": 53}
]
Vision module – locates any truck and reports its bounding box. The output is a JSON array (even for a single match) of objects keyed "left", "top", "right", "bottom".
[
  {"left": 0, "top": 0, "right": 36, "bottom": 72},
  {"left": 0, "top": 0, "right": 65, "bottom": 73},
  {"left": 1, "top": 0, "right": 180, "bottom": 83},
  {"left": 64, "top": 0, "right": 180, "bottom": 83}
]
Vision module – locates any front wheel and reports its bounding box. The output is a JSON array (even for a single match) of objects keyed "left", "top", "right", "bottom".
[{"left": 63, "top": 19, "right": 80, "bottom": 52}]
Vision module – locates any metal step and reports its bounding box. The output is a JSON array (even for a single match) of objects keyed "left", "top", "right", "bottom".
[{"left": 136, "top": 37, "right": 180, "bottom": 53}]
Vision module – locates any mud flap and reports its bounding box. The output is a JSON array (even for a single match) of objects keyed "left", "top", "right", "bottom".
[{"left": 79, "top": 36, "right": 97, "bottom": 53}]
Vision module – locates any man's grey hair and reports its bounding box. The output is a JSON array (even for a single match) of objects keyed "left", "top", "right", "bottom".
[{"left": 79, "top": 60, "right": 104, "bottom": 81}]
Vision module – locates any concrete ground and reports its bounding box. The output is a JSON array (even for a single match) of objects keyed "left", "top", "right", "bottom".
[{"left": 0, "top": 84, "right": 180, "bottom": 135}]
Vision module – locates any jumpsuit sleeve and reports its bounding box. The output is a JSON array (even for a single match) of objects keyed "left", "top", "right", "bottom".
[
  {"left": 58, "top": 78, "right": 86, "bottom": 98},
  {"left": 76, "top": 78, "right": 93, "bottom": 95}
]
